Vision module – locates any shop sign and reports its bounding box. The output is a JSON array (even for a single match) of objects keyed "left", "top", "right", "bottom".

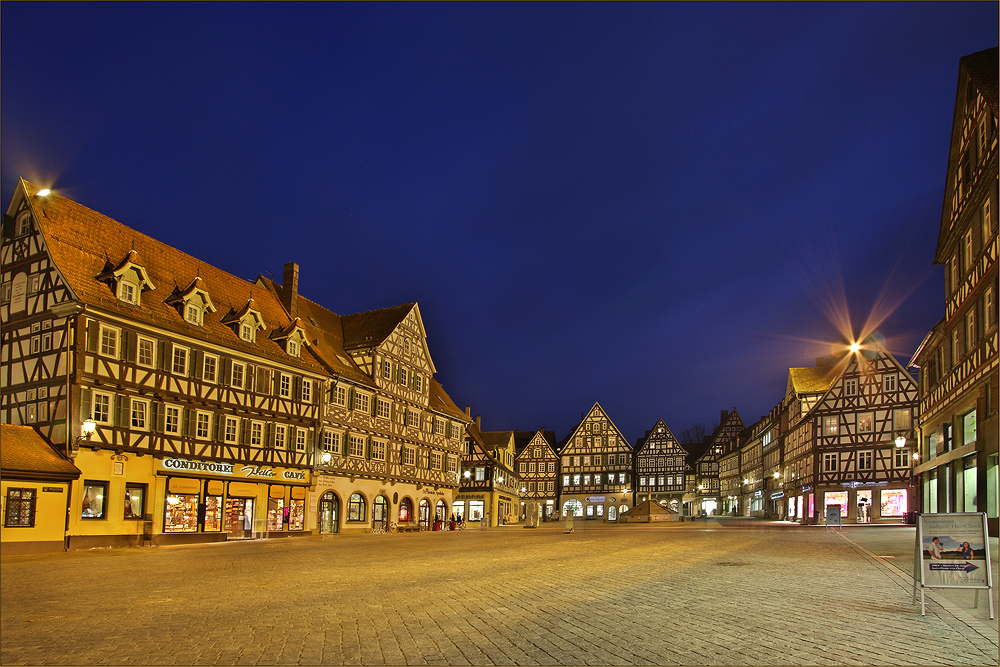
[
  {"left": 586, "top": 496, "right": 606, "bottom": 503},
  {"left": 770, "top": 491, "right": 785, "bottom": 500},
  {"left": 841, "top": 480, "right": 887, "bottom": 488},
  {"left": 158, "top": 457, "right": 309, "bottom": 484},
  {"left": 42, "top": 487, "right": 64, "bottom": 493},
  {"left": 914, "top": 513, "right": 994, "bottom": 617},
  {"left": 459, "top": 494, "right": 486, "bottom": 500},
  {"left": 753, "top": 490, "right": 763, "bottom": 498}
]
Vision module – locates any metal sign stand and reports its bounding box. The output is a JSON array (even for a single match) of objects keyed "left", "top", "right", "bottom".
[
  {"left": 912, "top": 512, "right": 994, "bottom": 619},
  {"left": 825, "top": 504, "right": 842, "bottom": 532}
]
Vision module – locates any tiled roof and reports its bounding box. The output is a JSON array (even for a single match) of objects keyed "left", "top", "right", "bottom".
[
  {"left": 341, "top": 303, "right": 416, "bottom": 350},
  {"left": 788, "top": 366, "right": 838, "bottom": 394},
  {"left": 428, "top": 379, "right": 469, "bottom": 421},
  {"left": 0, "top": 424, "right": 81, "bottom": 480},
  {"left": 513, "top": 429, "right": 557, "bottom": 453},
  {"left": 963, "top": 47, "right": 999, "bottom": 116},
  {"left": 19, "top": 180, "right": 324, "bottom": 373},
  {"left": 480, "top": 431, "right": 514, "bottom": 448}
]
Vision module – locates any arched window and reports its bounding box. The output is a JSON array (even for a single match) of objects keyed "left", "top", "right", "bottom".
[
  {"left": 435, "top": 500, "right": 447, "bottom": 522},
  {"left": 418, "top": 499, "right": 431, "bottom": 529},
  {"left": 372, "top": 495, "right": 389, "bottom": 529},
  {"left": 318, "top": 492, "right": 339, "bottom": 534},
  {"left": 562, "top": 499, "right": 583, "bottom": 517},
  {"left": 347, "top": 493, "right": 366, "bottom": 522},
  {"left": 398, "top": 497, "right": 413, "bottom": 523}
]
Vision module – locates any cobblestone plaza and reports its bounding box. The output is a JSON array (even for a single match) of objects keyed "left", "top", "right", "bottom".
[{"left": 1, "top": 520, "right": 997, "bottom": 666}]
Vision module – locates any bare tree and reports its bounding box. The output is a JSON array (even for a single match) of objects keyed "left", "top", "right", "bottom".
[{"left": 680, "top": 423, "right": 708, "bottom": 444}]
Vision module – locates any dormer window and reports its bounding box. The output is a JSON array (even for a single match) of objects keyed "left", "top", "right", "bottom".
[
  {"left": 269, "top": 318, "right": 310, "bottom": 359},
  {"left": 222, "top": 298, "right": 266, "bottom": 343},
  {"left": 98, "top": 250, "right": 155, "bottom": 306},
  {"left": 166, "top": 277, "right": 216, "bottom": 328}
]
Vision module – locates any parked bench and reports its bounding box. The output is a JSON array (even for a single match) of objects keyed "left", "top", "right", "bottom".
[{"left": 397, "top": 523, "right": 422, "bottom": 532}]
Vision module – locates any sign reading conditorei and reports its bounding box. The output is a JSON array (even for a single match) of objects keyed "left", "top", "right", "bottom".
[{"left": 156, "top": 457, "right": 309, "bottom": 484}]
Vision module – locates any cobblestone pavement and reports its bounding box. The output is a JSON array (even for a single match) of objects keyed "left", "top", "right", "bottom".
[{"left": 2, "top": 520, "right": 997, "bottom": 666}]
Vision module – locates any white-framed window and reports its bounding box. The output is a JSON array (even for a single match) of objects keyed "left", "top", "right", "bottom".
[
  {"left": 130, "top": 398, "right": 149, "bottom": 430},
  {"left": 354, "top": 393, "right": 371, "bottom": 413},
  {"left": 547, "top": 481, "right": 554, "bottom": 491},
  {"left": 857, "top": 413, "right": 874, "bottom": 433},
  {"left": 404, "top": 448, "right": 417, "bottom": 466},
  {"left": 962, "top": 410, "right": 977, "bottom": 446},
  {"left": 92, "top": 391, "right": 113, "bottom": 424},
  {"left": 548, "top": 462, "right": 555, "bottom": 473},
  {"left": 431, "top": 452, "right": 442, "bottom": 469},
  {"left": 349, "top": 435, "right": 366, "bottom": 458},
  {"left": 572, "top": 474, "right": 581, "bottom": 485},
  {"left": 185, "top": 303, "right": 203, "bottom": 326},
  {"left": 224, "top": 416, "right": 239, "bottom": 444},
  {"left": 295, "top": 428, "right": 307, "bottom": 451},
  {"left": 376, "top": 399, "right": 391, "bottom": 419},
  {"left": 249, "top": 421, "right": 264, "bottom": 447},
  {"left": 413, "top": 375, "right": 422, "bottom": 393},
  {"left": 301, "top": 379, "right": 312, "bottom": 403},
  {"left": 618, "top": 473, "right": 626, "bottom": 484},
  {"left": 894, "top": 409, "right": 912, "bottom": 431},
  {"left": 883, "top": 374, "right": 896, "bottom": 393},
  {"left": 562, "top": 475, "right": 570, "bottom": 487},
  {"left": 240, "top": 322, "right": 254, "bottom": 342},
  {"left": 857, "top": 450, "right": 873, "bottom": 471},
  {"left": 434, "top": 419, "right": 445, "bottom": 435},
  {"left": 398, "top": 367, "right": 408, "bottom": 386},
  {"left": 372, "top": 441, "right": 386, "bottom": 460},
  {"left": 27, "top": 275, "right": 39, "bottom": 295},
  {"left": 202, "top": 354, "right": 218, "bottom": 383},
  {"left": 278, "top": 373, "right": 291, "bottom": 398},
  {"left": 334, "top": 385, "right": 347, "bottom": 406},
  {"left": 986, "top": 285, "right": 997, "bottom": 329},
  {"left": 640, "top": 476, "right": 647, "bottom": 488},
  {"left": 231, "top": 361, "right": 245, "bottom": 389},
  {"left": 322, "top": 430, "right": 339, "bottom": 453},
  {"left": 274, "top": 424, "right": 287, "bottom": 449},
  {"left": 137, "top": 336, "right": 156, "bottom": 368},
  {"left": 966, "top": 309, "right": 977, "bottom": 351},
  {"left": 844, "top": 378, "right": 857, "bottom": 396},
  {"left": 823, "top": 416, "right": 839, "bottom": 436},
  {"left": 407, "top": 411, "right": 420, "bottom": 428},
  {"left": 15, "top": 212, "right": 31, "bottom": 236},
  {"left": 287, "top": 339, "right": 299, "bottom": 358},
  {"left": 118, "top": 281, "right": 137, "bottom": 304},
  {"left": 196, "top": 411, "right": 211, "bottom": 439},
  {"left": 450, "top": 423, "right": 461, "bottom": 439},
  {"left": 894, "top": 448, "right": 909, "bottom": 468},
  {"left": 31, "top": 336, "right": 40, "bottom": 354},
  {"left": 381, "top": 360, "right": 392, "bottom": 380},
  {"left": 172, "top": 346, "right": 189, "bottom": 375},
  {"left": 164, "top": 405, "right": 181, "bottom": 435},
  {"left": 823, "top": 452, "right": 838, "bottom": 473},
  {"left": 963, "top": 229, "right": 973, "bottom": 273},
  {"left": 99, "top": 325, "right": 119, "bottom": 358}
]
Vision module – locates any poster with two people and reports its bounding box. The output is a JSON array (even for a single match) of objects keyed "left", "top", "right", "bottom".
[{"left": 917, "top": 513, "right": 991, "bottom": 589}]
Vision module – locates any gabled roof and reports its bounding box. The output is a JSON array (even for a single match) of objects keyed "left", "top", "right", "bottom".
[
  {"left": 480, "top": 430, "right": 515, "bottom": 449},
  {"left": 13, "top": 180, "right": 324, "bottom": 373},
  {"left": 428, "top": 379, "right": 470, "bottom": 421},
  {"left": 341, "top": 303, "right": 417, "bottom": 350},
  {"left": 513, "top": 429, "right": 557, "bottom": 455},
  {"left": 787, "top": 366, "right": 839, "bottom": 395},
  {"left": 634, "top": 418, "right": 684, "bottom": 456},
  {"left": 935, "top": 46, "right": 999, "bottom": 263},
  {"left": 1, "top": 424, "right": 81, "bottom": 481}
]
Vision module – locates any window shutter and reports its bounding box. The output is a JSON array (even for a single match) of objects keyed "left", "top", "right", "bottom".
[
  {"left": 192, "top": 350, "right": 204, "bottom": 380},
  {"left": 240, "top": 418, "right": 250, "bottom": 445},
  {"left": 79, "top": 387, "right": 92, "bottom": 422},
  {"left": 220, "top": 358, "right": 231, "bottom": 387},
  {"left": 123, "top": 331, "right": 138, "bottom": 363},
  {"left": 289, "top": 426, "right": 296, "bottom": 449},
  {"left": 215, "top": 414, "right": 224, "bottom": 442},
  {"left": 184, "top": 408, "right": 195, "bottom": 437},
  {"left": 265, "top": 422, "right": 274, "bottom": 448},
  {"left": 116, "top": 395, "right": 129, "bottom": 427},
  {"left": 150, "top": 401, "right": 161, "bottom": 433},
  {"left": 86, "top": 320, "right": 99, "bottom": 353},
  {"left": 294, "top": 376, "right": 302, "bottom": 401},
  {"left": 348, "top": 388, "right": 355, "bottom": 410},
  {"left": 371, "top": 396, "right": 377, "bottom": 417},
  {"left": 258, "top": 368, "right": 271, "bottom": 394},
  {"left": 159, "top": 342, "right": 173, "bottom": 371},
  {"left": 272, "top": 372, "right": 280, "bottom": 396}
]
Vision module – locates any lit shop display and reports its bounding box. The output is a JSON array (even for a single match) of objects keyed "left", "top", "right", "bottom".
[{"left": 880, "top": 489, "right": 907, "bottom": 516}]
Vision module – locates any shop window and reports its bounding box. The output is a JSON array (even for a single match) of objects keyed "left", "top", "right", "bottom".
[
  {"left": 81, "top": 481, "right": 108, "bottom": 519},
  {"left": 348, "top": 493, "right": 366, "bottom": 522},
  {"left": 586, "top": 504, "right": 594, "bottom": 517},
  {"left": 164, "top": 493, "right": 199, "bottom": 532},
  {"left": 204, "top": 494, "right": 223, "bottom": 532},
  {"left": 373, "top": 496, "right": 389, "bottom": 528},
  {"left": 399, "top": 497, "right": 413, "bottom": 522},
  {"left": 468, "top": 500, "right": 485, "bottom": 521},
  {"left": 124, "top": 483, "right": 146, "bottom": 519},
  {"left": 4, "top": 487, "right": 37, "bottom": 527},
  {"left": 880, "top": 489, "right": 907, "bottom": 517},
  {"left": 267, "top": 497, "right": 285, "bottom": 531},
  {"left": 288, "top": 498, "right": 305, "bottom": 530}
]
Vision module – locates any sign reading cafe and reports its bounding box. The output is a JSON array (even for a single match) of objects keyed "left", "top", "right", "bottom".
[{"left": 158, "top": 457, "right": 308, "bottom": 483}]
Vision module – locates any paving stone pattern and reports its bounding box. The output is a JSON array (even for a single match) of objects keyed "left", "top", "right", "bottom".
[{"left": 2, "top": 521, "right": 997, "bottom": 666}]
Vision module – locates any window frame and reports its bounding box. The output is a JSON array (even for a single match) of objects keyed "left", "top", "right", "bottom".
[
  {"left": 857, "top": 450, "right": 874, "bottom": 471},
  {"left": 164, "top": 404, "right": 182, "bottom": 435},
  {"left": 231, "top": 361, "right": 246, "bottom": 389},
  {"left": 81, "top": 480, "right": 109, "bottom": 520},
  {"left": 195, "top": 411, "right": 212, "bottom": 440},
  {"left": 4, "top": 487, "right": 37, "bottom": 527},
  {"left": 224, "top": 416, "right": 239, "bottom": 444},
  {"left": 202, "top": 354, "right": 218, "bottom": 383},
  {"left": 171, "top": 346, "right": 189, "bottom": 376},
  {"left": 99, "top": 324, "right": 120, "bottom": 358}
]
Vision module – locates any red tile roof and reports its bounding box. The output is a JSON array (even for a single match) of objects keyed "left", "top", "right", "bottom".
[{"left": 1, "top": 424, "right": 81, "bottom": 480}]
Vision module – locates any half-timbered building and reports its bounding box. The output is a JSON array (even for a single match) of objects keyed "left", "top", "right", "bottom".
[
  {"left": 782, "top": 343, "right": 919, "bottom": 524},
  {"left": 458, "top": 422, "right": 520, "bottom": 526},
  {"left": 690, "top": 410, "right": 744, "bottom": 516},
  {"left": 910, "top": 47, "right": 998, "bottom": 536},
  {"left": 557, "top": 402, "right": 632, "bottom": 521},
  {"left": 1, "top": 180, "right": 468, "bottom": 548},
  {"left": 513, "top": 429, "right": 559, "bottom": 523},
  {"left": 633, "top": 419, "right": 688, "bottom": 513}
]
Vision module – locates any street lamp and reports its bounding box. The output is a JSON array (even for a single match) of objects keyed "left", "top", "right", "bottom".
[{"left": 71, "top": 418, "right": 97, "bottom": 458}]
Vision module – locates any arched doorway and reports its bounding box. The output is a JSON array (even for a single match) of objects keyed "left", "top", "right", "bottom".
[
  {"left": 418, "top": 499, "right": 431, "bottom": 529},
  {"left": 318, "top": 492, "right": 339, "bottom": 534},
  {"left": 372, "top": 495, "right": 389, "bottom": 531},
  {"left": 348, "top": 493, "right": 366, "bottom": 523},
  {"left": 562, "top": 499, "right": 583, "bottom": 517},
  {"left": 398, "top": 497, "right": 413, "bottom": 523},
  {"left": 435, "top": 500, "right": 447, "bottom": 522},
  {"left": 608, "top": 505, "right": 617, "bottom": 521}
]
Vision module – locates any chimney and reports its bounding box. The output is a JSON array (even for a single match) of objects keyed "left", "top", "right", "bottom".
[
  {"left": 476, "top": 415, "right": 481, "bottom": 430},
  {"left": 281, "top": 262, "right": 299, "bottom": 317},
  {"left": 465, "top": 406, "right": 472, "bottom": 418},
  {"left": 721, "top": 409, "right": 729, "bottom": 424}
]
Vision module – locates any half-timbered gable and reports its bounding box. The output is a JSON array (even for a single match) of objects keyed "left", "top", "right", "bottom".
[
  {"left": 911, "top": 47, "right": 998, "bottom": 536},
  {"left": 457, "top": 423, "right": 519, "bottom": 525},
  {"left": 634, "top": 419, "right": 688, "bottom": 512},
  {"left": 557, "top": 402, "right": 633, "bottom": 521},
  {"left": 514, "top": 429, "right": 559, "bottom": 520},
  {"left": 690, "top": 409, "right": 744, "bottom": 515}
]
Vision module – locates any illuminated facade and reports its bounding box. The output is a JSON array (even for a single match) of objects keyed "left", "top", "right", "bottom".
[
  {"left": 557, "top": 402, "right": 632, "bottom": 521},
  {"left": 633, "top": 419, "right": 688, "bottom": 513},
  {"left": 513, "top": 429, "right": 559, "bottom": 522},
  {"left": 910, "top": 47, "right": 998, "bottom": 536}
]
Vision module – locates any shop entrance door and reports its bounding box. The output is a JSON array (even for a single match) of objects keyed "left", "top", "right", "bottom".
[
  {"left": 418, "top": 499, "right": 430, "bottom": 529},
  {"left": 224, "top": 498, "right": 254, "bottom": 539},
  {"left": 318, "top": 492, "right": 339, "bottom": 534}
]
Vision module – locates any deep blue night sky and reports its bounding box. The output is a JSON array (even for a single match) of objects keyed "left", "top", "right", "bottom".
[{"left": 2, "top": 2, "right": 997, "bottom": 441}]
